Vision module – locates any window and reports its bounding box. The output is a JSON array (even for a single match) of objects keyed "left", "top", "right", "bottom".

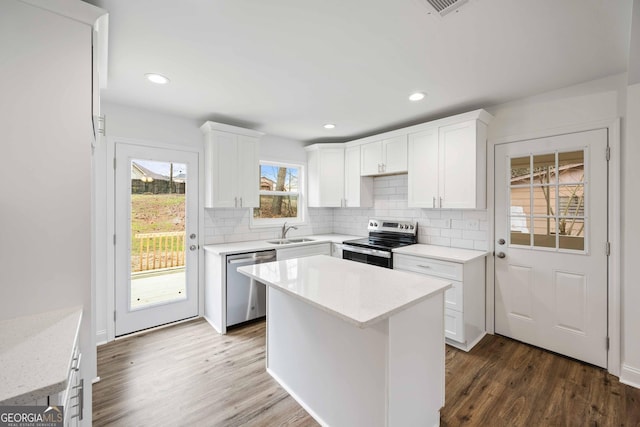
[
  {"left": 251, "top": 162, "right": 303, "bottom": 226},
  {"left": 508, "top": 150, "right": 586, "bottom": 251}
]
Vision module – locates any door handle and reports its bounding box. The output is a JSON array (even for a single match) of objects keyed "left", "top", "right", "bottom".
[
  {"left": 498, "top": 238, "right": 505, "bottom": 245},
  {"left": 190, "top": 233, "right": 196, "bottom": 239},
  {"left": 497, "top": 252, "right": 506, "bottom": 258},
  {"left": 189, "top": 245, "right": 197, "bottom": 251}
]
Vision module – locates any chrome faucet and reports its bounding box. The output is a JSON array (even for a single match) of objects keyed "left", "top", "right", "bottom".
[{"left": 281, "top": 222, "right": 298, "bottom": 239}]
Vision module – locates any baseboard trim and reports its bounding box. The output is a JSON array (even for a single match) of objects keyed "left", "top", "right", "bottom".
[
  {"left": 96, "top": 329, "right": 108, "bottom": 346},
  {"left": 620, "top": 364, "right": 640, "bottom": 389}
]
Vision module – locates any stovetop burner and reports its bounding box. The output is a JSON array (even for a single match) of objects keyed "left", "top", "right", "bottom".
[{"left": 342, "top": 237, "right": 411, "bottom": 251}]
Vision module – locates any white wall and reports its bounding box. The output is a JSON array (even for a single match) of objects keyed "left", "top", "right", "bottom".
[
  {"left": 622, "top": 82, "right": 640, "bottom": 387},
  {"left": 0, "top": 0, "right": 99, "bottom": 421}
]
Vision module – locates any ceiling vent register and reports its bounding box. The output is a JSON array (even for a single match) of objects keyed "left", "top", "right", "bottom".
[{"left": 424, "top": 0, "right": 468, "bottom": 16}]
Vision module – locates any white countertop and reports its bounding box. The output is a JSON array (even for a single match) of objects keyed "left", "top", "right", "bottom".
[
  {"left": 203, "top": 233, "right": 363, "bottom": 255},
  {"left": 237, "top": 255, "right": 451, "bottom": 328},
  {"left": 0, "top": 306, "right": 82, "bottom": 405},
  {"left": 393, "top": 244, "right": 488, "bottom": 263}
]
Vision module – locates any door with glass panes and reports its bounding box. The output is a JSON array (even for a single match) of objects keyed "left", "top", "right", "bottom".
[
  {"left": 115, "top": 143, "right": 199, "bottom": 336},
  {"left": 494, "top": 129, "right": 608, "bottom": 368}
]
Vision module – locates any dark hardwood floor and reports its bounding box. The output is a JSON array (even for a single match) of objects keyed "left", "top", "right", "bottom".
[{"left": 93, "top": 318, "right": 640, "bottom": 426}]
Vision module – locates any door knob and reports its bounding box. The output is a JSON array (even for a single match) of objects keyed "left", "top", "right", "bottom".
[
  {"left": 189, "top": 245, "right": 197, "bottom": 251},
  {"left": 497, "top": 252, "right": 506, "bottom": 258},
  {"left": 498, "top": 238, "right": 506, "bottom": 245},
  {"left": 190, "top": 233, "right": 196, "bottom": 239}
]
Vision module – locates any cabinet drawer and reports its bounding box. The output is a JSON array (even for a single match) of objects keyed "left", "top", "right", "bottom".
[
  {"left": 445, "top": 308, "right": 464, "bottom": 343},
  {"left": 394, "top": 254, "right": 463, "bottom": 281},
  {"left": 445, "top": 281, "right": 463, "bottom": 312}
]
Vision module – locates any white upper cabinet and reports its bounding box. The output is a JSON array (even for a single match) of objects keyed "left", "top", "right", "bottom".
[
  {"left": 201, "top": 122, "right": 264, "bottom": 208},
  {"left": 438, "top": 120, "right": 486, "bottom": 209},
  {"left": 306, "top": 144, "right": 345, "bottom": 207},
  {"left": 407, "top": 128, "right": 439, "bottom": 208},
  {"left": 361, "top": 135, "right": 408, "bottom": 176},
  {"left": 360, "top": 141, "right": 383, "bottom": 176},
  {"left": 407, "top": 112, "right": 490, "bottom": 209},
  {"left": 307, "top": 144, "right": 373, "bottom": 208},
  {"left": 344, "top": 145, "right": 373, "bottom": 207}
]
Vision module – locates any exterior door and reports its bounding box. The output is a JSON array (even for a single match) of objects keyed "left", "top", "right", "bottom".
[
  {"left": 115, "top": 143, "right": 199, "bottom": 336},
  {"left": 494, "top": 129, "right": 608, "bottom": 368}
]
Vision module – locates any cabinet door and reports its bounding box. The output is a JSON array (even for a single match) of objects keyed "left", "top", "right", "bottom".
[
  {"left": 407, "top": 129, "right": 439, "bottom": 207},
  {"left": 360, "top": 140, "right": 383, "bottom": 175},
  {"left": 207, "top": 131, "right": 238, "bottom": 208},
  {"left": 320, "top": 148, "right": 345, "bottom": 207},
  {"left": 382, "top": 135, "right": 408, "bottom": 174},
  {"left": 236, "top": 135, "right": 260, "bottom": 208},
  {"left": 307, "top": 147, "right": 344, "bottom": 207},
  {"left": 344, "top": 146, "right": 372, "bottom": 207},
  {"left": 439, "top": 121, "right": 478, "bottom": 208}
]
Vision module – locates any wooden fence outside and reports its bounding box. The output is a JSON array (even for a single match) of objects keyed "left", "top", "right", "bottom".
[{"left": 132, "top": 231, "right": 185, "bottom": 272}]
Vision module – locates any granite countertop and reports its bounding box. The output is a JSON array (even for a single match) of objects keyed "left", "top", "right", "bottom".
[
  {"left": 0, "top": 306, "right": 82, "bottom": 405},
  {"left": 237, "top": 255, "right": 451, "bottom": 328},
  {"left": 203, "top": 233, "right": 363, "bottom": 255},
  {"left": 393, "top": 244, "right": 489, "bottom": 263}
]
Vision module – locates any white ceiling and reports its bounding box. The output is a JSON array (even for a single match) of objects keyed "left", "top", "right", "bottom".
[{"left": 87, "top": 0, "right": 633, "bottom": 142}]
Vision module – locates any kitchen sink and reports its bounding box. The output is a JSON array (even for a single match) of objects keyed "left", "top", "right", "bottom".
[{"left": 266, "top": 238, "right": 315, "bottom": 245}]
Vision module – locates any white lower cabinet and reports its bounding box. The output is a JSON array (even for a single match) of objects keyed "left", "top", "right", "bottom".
[
  {"left": 277, "top": 243, "right": 331, "bottom": 260},
  {"left": 394, "top": 253, "right": 486, "bottom": 351},
  {"left": 331, "top": 243, "right": 344, "bottom": 258},
  {"left": 47, "top": 344, "right": 82, "bottom": 426}
]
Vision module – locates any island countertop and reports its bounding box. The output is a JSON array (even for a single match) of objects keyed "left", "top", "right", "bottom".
[{"left": 237, "top": 255, "right": 451, "bottom": 328}]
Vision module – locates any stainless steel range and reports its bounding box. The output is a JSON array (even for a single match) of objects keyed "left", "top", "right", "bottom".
[{"left": 342, "top": 219, "right": 417, "bottom": 268}]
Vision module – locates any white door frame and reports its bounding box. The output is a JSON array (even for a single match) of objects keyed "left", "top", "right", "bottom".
[
  {"left": 104, "top": 137, "right": 205, "bottom": 342},
  {"left": 486, "top": 118, "right": 621, "bottom": 376}
]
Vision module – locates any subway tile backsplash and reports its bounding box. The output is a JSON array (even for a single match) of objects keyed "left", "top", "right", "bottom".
[
  {"left": 204, "top": 175, "right": 487, "bottom": 250},
  {"left": 332, "top": 175, "right": 488, "bottom": 250},
  {"left": 204, "top": 207, "right": 334, "bottom": 245}
]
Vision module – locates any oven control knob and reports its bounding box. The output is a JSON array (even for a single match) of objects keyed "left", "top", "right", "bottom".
[
  {"left": 410, "top": 225, "right": 414, "bottom": 229},
  {"left": 400, "top": 225, "right": 406, "bottom": 229},
  {"left": 369, "top": 222, "right": 373, "bottom": 227},
  {"left": 374, "top": 222, "right": 378, "bottom": 227}
]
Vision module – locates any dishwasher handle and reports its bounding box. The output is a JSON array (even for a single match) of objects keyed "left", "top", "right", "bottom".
[{"left": 228, "top": 255, "right": 276, "bottom": 264}]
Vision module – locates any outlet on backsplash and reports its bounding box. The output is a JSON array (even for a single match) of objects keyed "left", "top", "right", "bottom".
[{"left": 465, "top": 219, "right": 480, "bottom": 230}]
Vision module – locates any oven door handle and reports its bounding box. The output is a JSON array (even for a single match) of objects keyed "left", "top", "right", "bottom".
[{"left": 342, "top": 244, "right": 392, "bottom": 259}]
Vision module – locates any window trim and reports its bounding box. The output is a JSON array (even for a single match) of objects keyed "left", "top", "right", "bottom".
[{"left": 249, "top": 160, "right": 305, "bottom": 229}]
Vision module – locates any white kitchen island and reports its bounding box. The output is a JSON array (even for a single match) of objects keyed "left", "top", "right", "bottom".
[{"left": 237, "top": 255, "right": 451, "bottom": 427}]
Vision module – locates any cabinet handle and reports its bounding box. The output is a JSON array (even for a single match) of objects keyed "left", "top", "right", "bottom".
[
  {"left": 239, "top": 197, "right": 243, "bottom": 208},
  {"left": 417, "top": 264, "right": 432, "bottom": 269},
  {"left": 439, "top": 197, "right": 443, "bottom": 208},
  {"left": 234, "top": 197, "right": 237, "bottom": 208},
  {"left": 432, "top": 197, "right": 435, "bottom": 208},
  {"left": 382, "top": 163, "right": 386, "bottom": 172}
]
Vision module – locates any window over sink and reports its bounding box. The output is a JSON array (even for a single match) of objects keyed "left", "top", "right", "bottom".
[{"left": 250, "top": 161, "right": 304, "bottom": 227}]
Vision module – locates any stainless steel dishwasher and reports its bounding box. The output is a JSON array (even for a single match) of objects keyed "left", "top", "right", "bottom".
[{"left": 226, "top": 249, "right": 277, "bottom": 327}]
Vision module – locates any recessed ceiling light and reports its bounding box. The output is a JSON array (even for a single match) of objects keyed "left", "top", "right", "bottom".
[
  {"left": 409, "top": 92, "right": 426, "bottom": 101},
  {"left": 323, "top": 124, "right": 336, "bottom": 129},
  {"left": 145, "top": 73, "right": 170, "bottom": 84}
]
